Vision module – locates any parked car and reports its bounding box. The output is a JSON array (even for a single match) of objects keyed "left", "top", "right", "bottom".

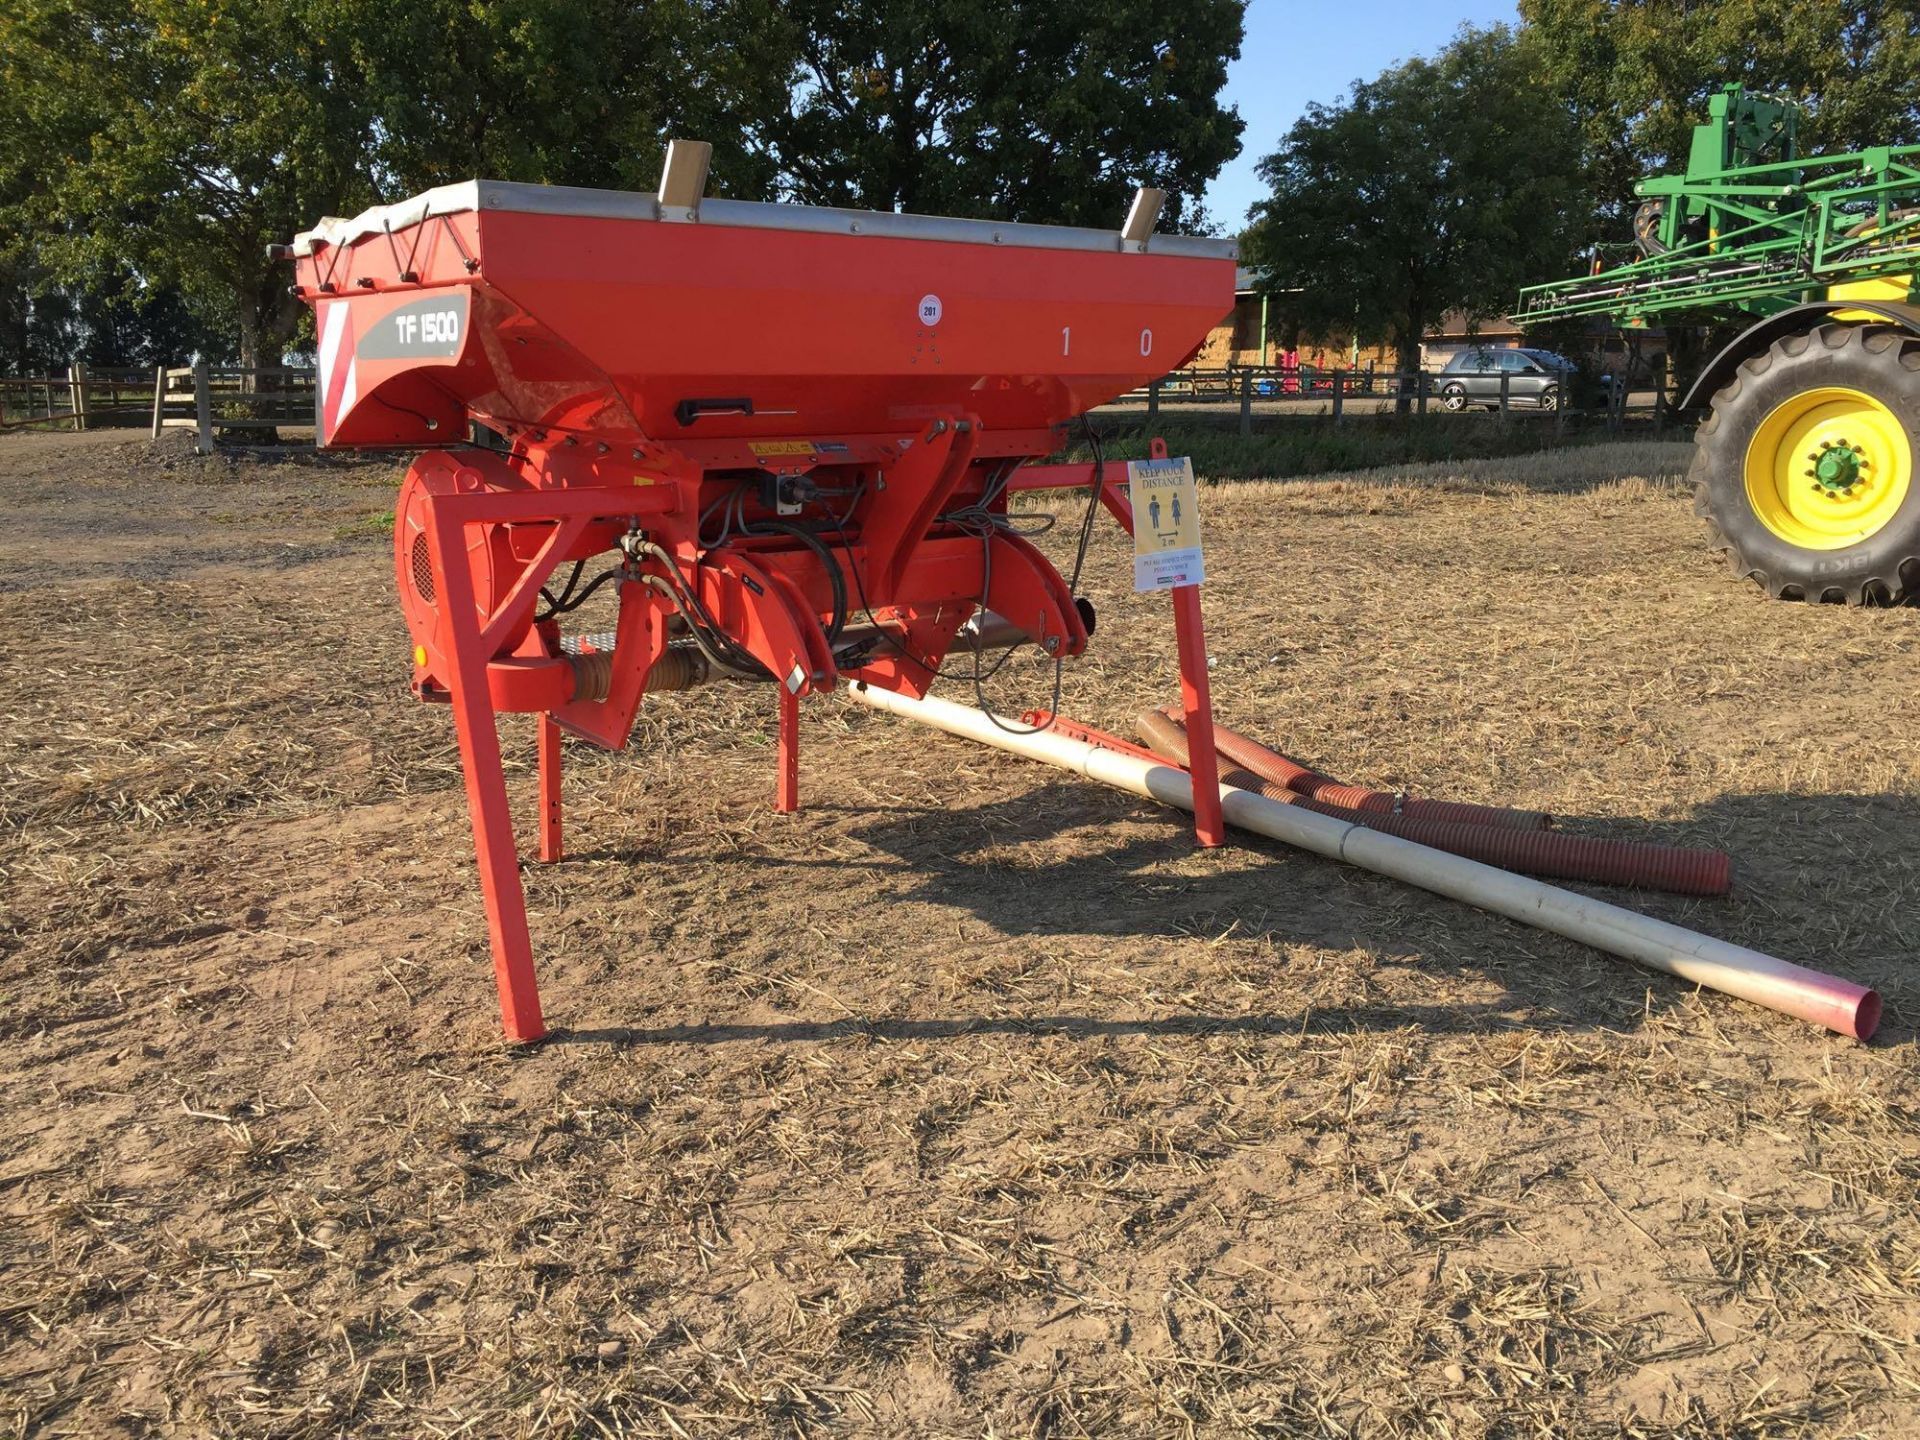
[{"left": 1434, "top": 347, "right": 1576, "bottom": 412}]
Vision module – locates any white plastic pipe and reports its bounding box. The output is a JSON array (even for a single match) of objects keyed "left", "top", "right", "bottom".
[{"left": 851, "top": 684, "right": 1881, "bottom": 1041}]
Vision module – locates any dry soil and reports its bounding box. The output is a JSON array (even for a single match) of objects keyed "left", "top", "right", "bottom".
[{"left": 1, "top": 429, "right": 1916, "bottom": 1438}]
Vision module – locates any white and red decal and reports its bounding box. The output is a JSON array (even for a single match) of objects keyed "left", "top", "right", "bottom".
[
  {"left": 317, "top": 299, "right": 358, "bottom": 443},
  {"left": 316, "top": 291, "right": 469, "bottom": 445}
]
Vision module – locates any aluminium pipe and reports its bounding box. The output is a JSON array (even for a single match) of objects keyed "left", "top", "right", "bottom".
[
  {"left": 850, "top": 684, "right": 1880, "bottom": 1040},
  {"left": 957, "top": 598, "right": 1099, "bottom": 654}
]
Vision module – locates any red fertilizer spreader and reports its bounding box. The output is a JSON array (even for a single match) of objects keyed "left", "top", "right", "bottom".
[{"left": 282, "top": 142, "right": 1237, "bottom": 1042}]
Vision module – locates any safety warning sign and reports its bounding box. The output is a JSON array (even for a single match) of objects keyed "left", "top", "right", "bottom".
[{"left": 1127, "top": 455, "right": 1204, "bottom": 592}]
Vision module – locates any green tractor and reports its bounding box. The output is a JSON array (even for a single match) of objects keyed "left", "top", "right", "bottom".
[{"left": 1519, "top": 86, "right": 1920, "bottom": 605}]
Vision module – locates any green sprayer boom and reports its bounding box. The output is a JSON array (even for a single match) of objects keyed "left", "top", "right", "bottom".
[{"left": 1518, "top": 86, "right": 1920, "bottom": 324}]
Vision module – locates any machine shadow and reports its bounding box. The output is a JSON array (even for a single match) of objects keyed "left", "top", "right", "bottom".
[{"left": 552, "top": 782, "right": 1915, "bottom": 1051}]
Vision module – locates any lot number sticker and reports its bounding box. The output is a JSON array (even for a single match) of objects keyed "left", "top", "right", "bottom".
[{"left": 1127, "top": 455, "right": 1204, "bottom": 592}]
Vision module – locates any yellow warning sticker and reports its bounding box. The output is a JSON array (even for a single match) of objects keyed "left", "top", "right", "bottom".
[
  {"left": 1127, "top": 455, "right": 1204, "bottom": 592},
  {"left": 749, "top": 440, "right": 817, "bottom": 458}
]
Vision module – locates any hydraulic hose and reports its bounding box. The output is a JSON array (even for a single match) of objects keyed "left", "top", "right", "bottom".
[{"left": 1136, "top": 712, "right": 1730, "bottom": 898}]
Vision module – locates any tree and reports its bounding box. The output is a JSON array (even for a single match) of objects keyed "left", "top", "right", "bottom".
[
  {"left": 758, "top": 0, "right": 1246, "bottom": 230},
  {"left": 0, "top": 0, "right": 1242, "bottom": 367},
  {"left": 343, "top": 0, "right": 793, "bottom": 199},
  {"left": 0, "top": 0, "right": 794, "bottom": 368},
  {"left": 0, "top": 257, "right": 226, "bottom": 373},
  {"left": 1521, "top": 0, "right": 1920, "bottom": 226},
  {"left": 0, "top": 0, "right": 376, "bottom": 367},
  {"left": 1242, "top": 26, "right": 1587, "bottom": 402}
]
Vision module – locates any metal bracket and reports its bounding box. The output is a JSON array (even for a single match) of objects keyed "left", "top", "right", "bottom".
[
  {"left": 1121, "top": 187, "right": 1166, "bottom": 253},
  {"left": 658, "top": 139, "right": 713, "bottom": 223}
]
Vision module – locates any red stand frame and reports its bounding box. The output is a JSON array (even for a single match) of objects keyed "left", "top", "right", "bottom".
[
  {"left": 1171, "top": 585, "right": 1226, "bottom": 846},
  {"left": 537, "top": 713, "right": 563, "bottom": 863},
  {"left": 1008, "top": 438, "right": 1225, "bottom": 847},
  {"left": 418, "top": 483, "right": 678, "bottom": 1043},
  {"left": 417, "top": 436, "right": 1219, "bottom": 1045},
  {"left": 425, "top": 501, "right": 549, "bottom": 1042},
  {"left": 776, "top": 686, "right": 801, "bottom": 814}
]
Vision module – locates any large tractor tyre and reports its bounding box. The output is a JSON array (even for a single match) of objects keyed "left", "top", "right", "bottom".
[{"left": 1691, "top": 323, "right": 1920, "bottom": 605}]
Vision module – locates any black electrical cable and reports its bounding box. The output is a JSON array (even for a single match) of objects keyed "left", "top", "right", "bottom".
[
  {"left": 1066, "top": 418, "right": 1105, "bottom": 595},
  {"left": 535, "top": 558, "right": 589, "bottom": 621},
  {"left": 698, "top": 489, "right": 737, "bottom": 547},
  {"left": 643, "top": 570, "right": 763, "bottom": 676},
  {"left": 370, "top": 393, "right": 441, "bottom": 429},
  {"left": 831, "top": 450, "right": 1091, "bottom": 693},
  {"left": 634, "top": 540, "right": 770, "bottom": 677},
  {"left": 832, "top": 474, "right": 1017, "bottom": 682},
  {"left": 971, "top": 418, "right": 1104, "bottom": 735},
  {"left": 638, "top": 575, "right": 773, "bottom": 678},
  {"left": 542, "top": 566, "right": 622, "bottom": 617},
  {"left": 650, "top": 438, "right": 1101, "bottom": 700},
  {"left": 839, "top": 546, "right": 1022, "bottom": 683},
  {"left": 739, "top": 517, "right": 848, "bottom": 644}
]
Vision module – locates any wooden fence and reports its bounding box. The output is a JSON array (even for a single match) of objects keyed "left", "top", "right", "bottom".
[
  {"left": 151, "top": 362, "right": 316, "bottom": 454},
  {"left": 0, "top": 365, "right": 156, "bottom": 433},
  {"left": 1, "top": 362, "right": 317, "bottom": 452}
]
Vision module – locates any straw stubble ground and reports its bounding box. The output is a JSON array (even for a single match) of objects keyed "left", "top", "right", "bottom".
[{"left": 0, "top": 429, "right": 1915, "bottom": 1437}]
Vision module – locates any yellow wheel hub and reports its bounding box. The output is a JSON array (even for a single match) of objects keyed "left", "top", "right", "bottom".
[{"left": 1744, "top": 386, "right": 1912, "bottom": 549}]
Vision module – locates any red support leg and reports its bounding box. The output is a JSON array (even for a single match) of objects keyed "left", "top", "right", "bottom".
[
  {"left": 537, "top": 712, "right": 563, "bottom": 864},
  {"left": 1171, "top": 583, "right": 1226, "bottom": 848},
  {"left": 427, "top": 507, "right": 548, "bottom": 1044},
  {"left": 776, "top": 686, "right": 801, "bottom": 813}
]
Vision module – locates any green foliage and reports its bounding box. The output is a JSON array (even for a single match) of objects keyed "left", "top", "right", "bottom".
[
  {"left": 0, "top": 0, "right": 376, "bottom": 364},
  {"left": 342, "top": 0, "right": 791, "bottom": 198},
  {"left": 1521, "top": 0, "right": 1920, "bottom": 222},
  {"left": 0, "top": 0, "right": 1245, "bottom": 366},
  {"left": 1241, "top": 26, "right": 1587, "bottom": 376},
  {"left": 0, "top": 256, "right": 225, "bottom": 372},
  {"left": 759, "top": 0, "right": 1246, "bottom": 229}
]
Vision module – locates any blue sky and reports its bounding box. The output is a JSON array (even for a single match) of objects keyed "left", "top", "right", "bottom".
[{"left": 1202, "top": 0, "right": 1522, "bottom": 229}]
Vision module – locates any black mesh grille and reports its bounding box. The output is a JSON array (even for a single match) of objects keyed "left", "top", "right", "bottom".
[{"left": 410, "top": 532, "right": 435, "bottom": 604}]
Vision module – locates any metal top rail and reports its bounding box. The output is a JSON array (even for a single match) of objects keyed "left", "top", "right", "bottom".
[{"left": 292, "top": 177, "right": 1239, "bottom": 263}]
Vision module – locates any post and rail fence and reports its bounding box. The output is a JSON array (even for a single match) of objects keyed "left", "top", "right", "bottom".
[
  {"left": 0, "top": 365, "right": 157, "bottom": 434},
  {"left": 0, "top": 359, "right": 318, "bottom": 453},
  {"left": 0, "top": 361, "right": 316, "bottom": 452},
  {"left": 8, "top": 359, "right": 1662, "bottom": 450},
  {"left": 1119, "top": 365, "right": 1671, "bottom": 438},
  {"left": 150, "top": 362, "right": 317, "bottom": 453}
]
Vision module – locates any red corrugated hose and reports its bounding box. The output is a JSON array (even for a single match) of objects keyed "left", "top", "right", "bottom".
[
  {"left": 1137, "top": 712, "right": 1731, "bottom": 898},
  {"left": 1166, "top": 708, "right": 1553, "bottom": 832}
]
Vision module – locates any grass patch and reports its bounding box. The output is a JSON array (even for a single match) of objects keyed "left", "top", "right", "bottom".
[
  {"left": 1069, "top": 412, "right": 1688, "bottom": 482},
  {"left": 333, "top": 509, "right": 394, "bottom": 540}
]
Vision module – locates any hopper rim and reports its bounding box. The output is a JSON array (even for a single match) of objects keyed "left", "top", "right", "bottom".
[{"left": 292, "top": 179, "right": 1240, "bottom": 264}]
